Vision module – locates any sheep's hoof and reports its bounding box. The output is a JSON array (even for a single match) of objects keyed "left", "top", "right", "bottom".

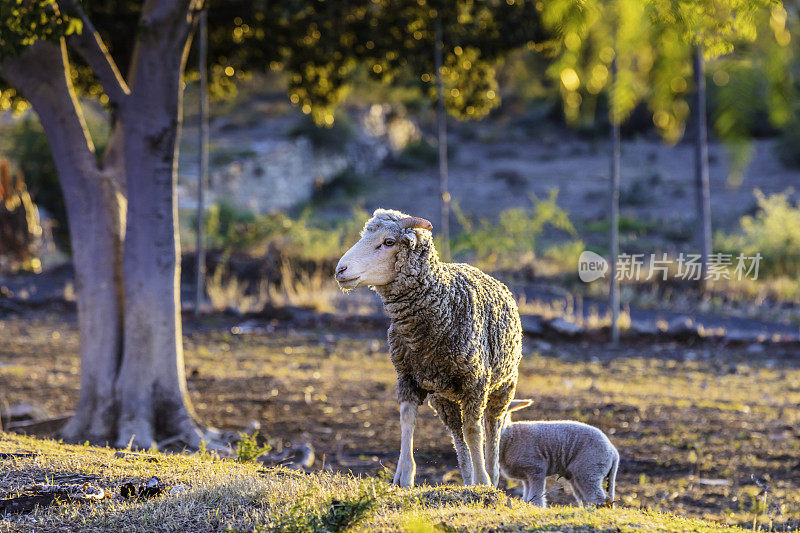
[
  {"left": 393, "top": 460, "right": 416, "bottom": 487},
  {"left": 472, "top": 471, "right": 492, "bottom": 486}
]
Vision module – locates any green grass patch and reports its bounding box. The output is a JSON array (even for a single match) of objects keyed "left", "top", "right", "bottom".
[{"left": 199, "top": 203, "right": 366, "bottom": 260}]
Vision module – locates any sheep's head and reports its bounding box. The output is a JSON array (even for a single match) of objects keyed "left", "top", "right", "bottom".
[{"left": 334, "top": 209, "right": 433, "bottom": 290}]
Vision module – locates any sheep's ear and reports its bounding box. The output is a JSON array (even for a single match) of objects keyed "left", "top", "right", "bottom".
[
  {"left": 401, "top": 230, "right": 418, "bottom": 250},
  {"left": 507, "top": 399, "right": 534, "bottom": 413}
]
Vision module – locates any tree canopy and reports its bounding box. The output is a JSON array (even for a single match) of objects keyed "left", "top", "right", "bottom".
[
  {"left": 207, "top": 0, "right": 546, "bottom": 124},
  {"left": 540, "top": 0, "right": 789, "bottom": 142},
  {"left": 1, "top": 0, "right": 547, "bottom": 125}
]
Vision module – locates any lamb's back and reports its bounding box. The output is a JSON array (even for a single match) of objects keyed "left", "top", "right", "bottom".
[{"left": 500, "top": 421, "right": 615, "bottom": 479}]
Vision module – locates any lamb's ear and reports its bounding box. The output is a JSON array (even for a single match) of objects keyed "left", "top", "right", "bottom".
[
  {"left": 401, "top": 230, "right": 418, "bottom": 250},
  {"left": 507, "top": 399, "right": 534, "bottom": 413}
]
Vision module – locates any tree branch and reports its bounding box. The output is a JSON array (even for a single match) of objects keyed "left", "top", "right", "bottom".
[
  {"left": 57, "top": 0, "right": 130, "bottom": 107},
  {"left": 1, "top": 41, "right": 102, "bottom": 185},
  {"left": 178, "top": 0, "right": 205, "bottom": 48},
  {"left": 141, "top": 0, "right": 199, "bottom": 32}
]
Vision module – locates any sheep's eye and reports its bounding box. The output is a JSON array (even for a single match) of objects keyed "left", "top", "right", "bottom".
[{"left": 383, "top": 238, "right": 396, "bottom": 247}]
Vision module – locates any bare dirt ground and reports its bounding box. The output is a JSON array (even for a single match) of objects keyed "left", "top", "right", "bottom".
[{"left": 1, "top": 307, "right": 799, "bottom": 529}]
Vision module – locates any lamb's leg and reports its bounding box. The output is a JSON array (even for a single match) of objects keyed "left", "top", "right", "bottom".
[
  {"left": 393, "top": 401, "right": 418, "bottom": 487},
  {"left": 571, "top": 472, "right": 607, "bottom": 507},
  {"left": 525, "top": 474, "right": 547, "bottom": 507},
  {"left": 565, "top": 480, "right": 584, "bottom": 507},
  {"left": 484, "top": 385, "right": 514, "bottom": 487},
  {"left": 429, "top": 395, "right": 473, "bottom": 485},
  {"left": 461, "top": 396, "right": 491, "bottom": 486},
  {"left": 453, "top": 436, "right": 474, "bottom": 485},
  {"left": 607, "top": 452, "right": 618, "bottom": 507}
]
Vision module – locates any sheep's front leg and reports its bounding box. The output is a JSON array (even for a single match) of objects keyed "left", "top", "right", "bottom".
[
  {"left": 462, "top": 398, "right": 491, "bottom": 486},
  {"left": 393, "top": 401, "right": 418, "bottom": 487}
]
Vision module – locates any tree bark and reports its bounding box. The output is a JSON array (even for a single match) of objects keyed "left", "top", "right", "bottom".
[
  {"left": 113, "top": 9, "right": 202, "bottom": 448},
  {"left": 693, "top": 46, "right": 712, "bottom": 290},
  {"left": 609, "top": 56, "right": 621, "bottom": 345},
  {"left": 195, "top": 9, "right": 209, "bottom": 316},
  {"left": 2, "top": 41, "right": 126, "bottom": 442}
]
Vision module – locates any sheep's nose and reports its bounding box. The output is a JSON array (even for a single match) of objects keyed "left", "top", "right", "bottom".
[{"left": 335, "top": 264, "right": 348, "bottom": 280}]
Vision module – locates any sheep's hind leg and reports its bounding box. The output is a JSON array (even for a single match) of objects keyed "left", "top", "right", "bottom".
[
  {"left": 393, "top": 401, "right": 418, "bottom": 487},
  {"left": 429, "top": 395, "right": 473, "bottom": 485},
  {"left": 461, "top": 395, "right": 491, "bottom": 486},
  {"left": 484, "top": 385, "right": 514, "bottom": 487}
]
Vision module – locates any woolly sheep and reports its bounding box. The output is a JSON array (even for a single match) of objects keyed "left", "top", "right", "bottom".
[
  {"left": 499, "top": 399, "right": 619, "bottom": 507},
  {"left": 334, "top": 209, "right": 523, "bottom": 487}
]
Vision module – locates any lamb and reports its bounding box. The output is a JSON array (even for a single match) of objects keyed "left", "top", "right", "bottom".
[
  {"left": 334, "top": 209, "right": 523, "bottom": 488},
  {"left": 499, "top": 399, "right": 619, "bottom": 507}
]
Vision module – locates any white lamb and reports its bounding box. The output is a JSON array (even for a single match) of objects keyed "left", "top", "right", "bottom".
[{"left": 499, "top": 399, "right": 619, "bottom": 507}]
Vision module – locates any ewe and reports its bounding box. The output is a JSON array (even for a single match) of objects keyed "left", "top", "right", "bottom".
[
  {"left": 499, "top": 399, "right": 619, "bottom": 507},
  {"left": 335, "top": 209, "right": 523, "bottom": 487}
]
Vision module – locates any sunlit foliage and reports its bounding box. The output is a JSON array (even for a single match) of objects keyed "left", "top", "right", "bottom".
[
  {"left": 228, "top": 0, "right": 545, "bottom": 124},
  {"left": 716, "top": 189, "right": 800, "bottom": 277},
  {"left": 0, "top": 0, "right": 81, "bottom": 112},
  {"left": 0, "top": 0, "right": 80, "bottom": 60},
  {"left": 540, "top": 0, "right": 787, "bottom": 143}
]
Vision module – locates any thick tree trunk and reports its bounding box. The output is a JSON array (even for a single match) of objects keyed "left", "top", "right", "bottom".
[
  {"left": 2, "top": 41, "right": 126, "bottom": 443},
  {"left": 693, "top": 46, "right": 712, "bottom": 290},
  {"left": 114, "top": 16, "right": 201, "bottom": 448}
]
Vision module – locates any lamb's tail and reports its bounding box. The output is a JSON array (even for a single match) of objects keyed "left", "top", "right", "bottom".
[{"left": 606, "top": 450, "right": 619, "bottom": 508}]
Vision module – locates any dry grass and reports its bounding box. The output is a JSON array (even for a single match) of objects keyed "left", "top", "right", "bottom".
[
  {"left": 516, "top": 294, "right": 632, "bottom": 330},
  {"left": 205, "top": 261, "right": 374, "bottom": 315},
  {"left": 0, "top": 433, "right": 747, "bottom": 532}
]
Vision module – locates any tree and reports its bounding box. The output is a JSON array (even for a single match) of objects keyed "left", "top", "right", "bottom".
[
  {"left": 1, "top": 0, "right": 205, "bottom": 448},
  {"left": 662, "top": 0, "right": 773, "bottom": 288},
  {"left": 541, "top": 0, "right": 653, "bottom": 342},
  {"left": 540, "top": 0, "right": 780, "bottom": 336},
  {"left": 362, "top": 0, "right": 544, "bottom": 260},
  {"left": 195, "top": 9, "right": 209, "bottom": 315}
]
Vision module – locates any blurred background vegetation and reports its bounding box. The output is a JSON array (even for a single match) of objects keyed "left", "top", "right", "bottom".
[{"left": 0, "top": 0, "right": 798, "bottom": 323}]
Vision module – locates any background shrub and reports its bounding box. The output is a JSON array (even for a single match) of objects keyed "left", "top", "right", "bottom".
[
  {"left": 715, "top": 189, "right": 800, "bottom": 278},
  {"left": 452, "top": 189, "right": 577, "bottom": 269}
]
